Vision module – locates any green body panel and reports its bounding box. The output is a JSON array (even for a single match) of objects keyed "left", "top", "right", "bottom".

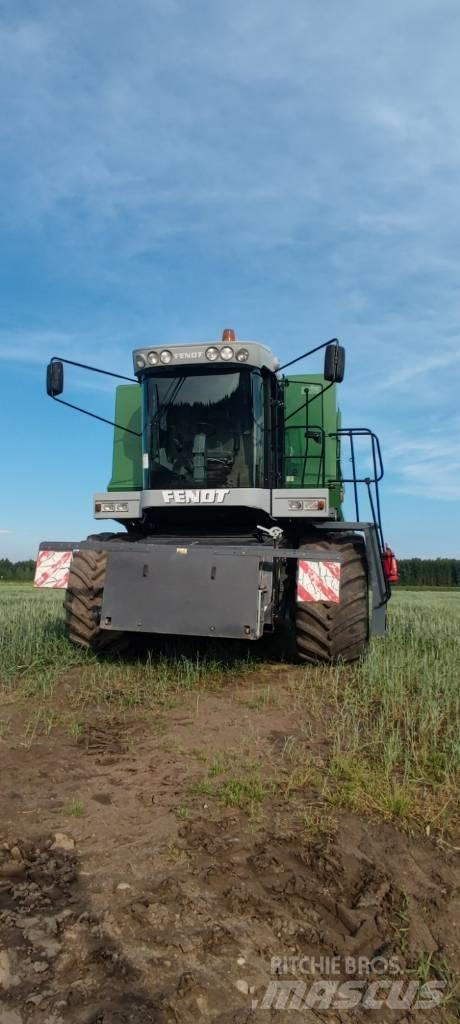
[
  {"left": 108, "top": 385, "right": 142, "bottom": 492},
  {"left": 283, "top": 374, "right": 342, "bottom": 512}
]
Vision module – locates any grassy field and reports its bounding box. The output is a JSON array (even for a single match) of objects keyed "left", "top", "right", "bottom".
[
  {"left": 1, "top": 583, "right": 459, "bottom": 838},
  {"left": 0, "top": 583, "right": 254, "bottom": 700},
  {"left": 316, "top": 589, "right": 460, "bottom": 834},
  {"left": 2, "top": 584, "right": 459, "bottom": 1020}
]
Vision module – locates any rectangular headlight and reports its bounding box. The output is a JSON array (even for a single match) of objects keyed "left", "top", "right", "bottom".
[
  {"left": 95, "top": 501, "right": 129, "bottom": 513},
  {"left": 303, "top": 499, "right": 326, "bottom": 511},
  {"left": 287, "top": 498, "right": 326, "bottom": 512}
]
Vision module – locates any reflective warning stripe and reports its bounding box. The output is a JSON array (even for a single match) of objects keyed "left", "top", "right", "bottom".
[
  {"left": 297, "top": 559, "right": 341, "bottom": 603},
  {"left": 34, "top": 550, "right": 73, "bottom": 589}
]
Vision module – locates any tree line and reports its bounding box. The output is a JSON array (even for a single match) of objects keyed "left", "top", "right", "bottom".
[
  {"left": 0, "top": 559, "right": 37, "bottom": 582},
  {"left": 1, "top": 555, "right": 459, "bottom": 587},
  {"left": 396, "top": 558, "right": 460, "bottom": 587}
]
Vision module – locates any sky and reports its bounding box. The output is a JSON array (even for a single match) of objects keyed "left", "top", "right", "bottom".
[{"left": 1, "top": 0, "right": 460, "bottom": 559}]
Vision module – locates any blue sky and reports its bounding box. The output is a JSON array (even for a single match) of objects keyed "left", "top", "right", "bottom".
[{"left": 1, "top": 0, "right": 460, "bottom": 559}]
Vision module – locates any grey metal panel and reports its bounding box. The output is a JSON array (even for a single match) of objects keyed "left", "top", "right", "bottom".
[
  {"left": 93, "top": 488, "right": 335, "bottom": 519},
  {"left": 140, "top": 487, "right": 271, "bottom": 513},
  {"left": 132, "top": 341, "right": 279, "bottom": 375},
  {"left": 105, "top": 488, "right": 336, "bottom": 518},
  {"left": 93, "top": 488, "right": 271, "bottom": 517},
  {"left": 361, "top": 524, "right": 388, "bottom": 636},
  {"left": 271, "top": 488, "right": 330, "bottom": 518},
  {"left": 39, "top": 539, "right": 342, "bottom": 562},
  {"left": 93, "top": 492, "right": 141, "bottom": 519},
  {"left": 101, "top": 547, "right": 269, "bottom": 639}
]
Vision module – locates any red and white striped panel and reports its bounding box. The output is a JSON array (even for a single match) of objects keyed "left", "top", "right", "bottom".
[
  {"left": 297, "top": 559, "right": 341, "bottom": 603},
  {"left": 34, "top": 550, "right": 73, "bottom": 589}
]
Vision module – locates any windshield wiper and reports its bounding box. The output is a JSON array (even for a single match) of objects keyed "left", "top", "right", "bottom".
[{"left": 153, "top": 377, "right": 186, "bottom": 426}]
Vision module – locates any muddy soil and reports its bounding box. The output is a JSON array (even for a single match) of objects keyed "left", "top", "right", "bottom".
[{"left": 1, "top": 668, "right": 459, "bottom": 1022}]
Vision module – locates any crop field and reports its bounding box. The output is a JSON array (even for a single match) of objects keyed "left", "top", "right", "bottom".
[{"left": 1, "top": 584, "right": 459, "bottom": 1021}]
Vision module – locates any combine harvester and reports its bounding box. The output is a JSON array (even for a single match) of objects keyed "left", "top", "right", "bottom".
[{"left": 36, "top": 330, "right": 398, "bottom": 662}]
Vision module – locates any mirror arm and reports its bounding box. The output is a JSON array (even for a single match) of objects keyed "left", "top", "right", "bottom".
[
  {"left": 49, "top": 355, "right": 136, "bottom": 384},
  {"left": 50, "top": 396, "right": 142, "bottom": 437},
  {"left": 278, "top": 338, "right": 339, "bottom": 373}
]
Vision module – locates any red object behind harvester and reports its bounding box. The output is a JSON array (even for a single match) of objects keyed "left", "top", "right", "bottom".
[{"left": 382, "top": 544, "right": 399, "bottom": 584}]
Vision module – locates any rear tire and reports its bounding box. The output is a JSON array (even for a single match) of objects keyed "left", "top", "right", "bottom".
[
  {"left": 64, "top": 535, "right": 126, "bottom": 654},
  {"left": 295, "top": 535, "right": 369, "bottom": 663}
]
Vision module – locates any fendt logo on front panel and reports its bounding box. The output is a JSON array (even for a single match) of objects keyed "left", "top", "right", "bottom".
[
  {"left": 173, "top": 351, "right": 204, "bottom": 359},
  {"left": 162, "top": 489, "right": 230, "bottom": 504}
]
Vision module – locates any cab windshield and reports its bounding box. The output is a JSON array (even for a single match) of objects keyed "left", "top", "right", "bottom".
[{"left": 144, "top": 368, "right": 265, "bottom": 489}]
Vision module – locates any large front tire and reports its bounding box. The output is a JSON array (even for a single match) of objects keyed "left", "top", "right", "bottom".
[
  {"left": 295, "top": 535, "right": 369, "bottom": 663},
  {"left": 64, "top": 539, "right": 126, "bottom": 654}
]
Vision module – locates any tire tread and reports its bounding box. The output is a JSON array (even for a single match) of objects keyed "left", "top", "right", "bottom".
[
  {"left": 64, "top": 538, "right": 126, "bottom": 654},
  {"left": 295, "top": 535, "right": 369, "bottom": 664}
]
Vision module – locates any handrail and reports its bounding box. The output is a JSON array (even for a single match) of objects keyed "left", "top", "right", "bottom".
[
  {"left": 329, "top": 429, "right": 384, "bottom": 482},
  {"left": 281, "top": 425, "right": 386, "bottom": 554}
]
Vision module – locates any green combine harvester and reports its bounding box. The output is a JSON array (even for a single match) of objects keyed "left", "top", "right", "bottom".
[{"left": 39, "top": 330, "right": 397, "bottom": 662}]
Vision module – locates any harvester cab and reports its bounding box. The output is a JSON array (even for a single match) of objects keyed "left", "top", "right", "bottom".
[{"left": 38, "top": 330, "right": 396, "bottom": 662}]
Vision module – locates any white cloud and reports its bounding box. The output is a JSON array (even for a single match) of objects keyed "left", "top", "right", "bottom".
[
  {"left": 383, "top": 431, "right": 460, "bottom": 500},
  {"left": 373, "top": 348, "right": 460, "bottom": 392},
  {"left": 1, "top": 0, "right": 460, "bottom": 246},
  {"left": 0, "top": 330, "right": 131, "bottom": 376},
  {"left": 1, "top": 0, "right": 460, "bottom": 537}
]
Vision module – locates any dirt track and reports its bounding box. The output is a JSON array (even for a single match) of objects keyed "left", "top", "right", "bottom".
[{"left": 1, "top": 668, "right": 459, "bottom": 1022}]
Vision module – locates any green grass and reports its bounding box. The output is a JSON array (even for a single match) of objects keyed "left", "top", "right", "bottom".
[
  {"left": 1, "top": 583, "right": 459, "bottom": 835},
  {"left": 0, "top": 585, "right": 86, "bottom": 687},
  {"left": 0, "top": 584, "right": 253, "bottom": 700},
  {"left": 65, "top": 799, "right": 84, "bottom": 817},
  {"left": 192, "top": 767, "right": 273, "bottom": 811},
  {"left": 335, "top": 590, "right": 460, "bottom": 779},
  {"left": 297, "top": 589, "right": 460, "bottom": 834}
]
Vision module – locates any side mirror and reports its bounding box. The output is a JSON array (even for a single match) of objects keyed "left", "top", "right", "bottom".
[
  {"left": 324, "top": 343, "right": 345, "bottom": 383},
  {"left": 46, "top": 361, "right": 64, "bottom": 397}
]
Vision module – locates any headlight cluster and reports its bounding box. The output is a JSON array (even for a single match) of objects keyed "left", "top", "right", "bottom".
[
  {"left": 149, "top": 350, "right": 172, "bottom": 365},
  {"left": 135, "top": 350, "right": 172, "bottom": 369},
  {"left": 205, "top": 346, "right": 249, "bottom": 362},
  {"left": 95, "top": 501, "right": 129, "bottom": 513},
  {"left": 135, "top": 344, "right": 251, "bottom": 369},
  {"left": 287, "top": 499, "right": 326, "bottom": 512}
]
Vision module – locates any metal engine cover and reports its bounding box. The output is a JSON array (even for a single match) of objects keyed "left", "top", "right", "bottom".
[{"left": 100, "top": 544, "right": 271, "bottom": 639}]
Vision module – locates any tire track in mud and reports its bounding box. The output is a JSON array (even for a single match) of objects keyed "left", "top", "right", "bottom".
[
  {"left": 2, "top": 809, "right": 457, "bottom": 1023},
  {"left": 0, "top": 683, "right": 459, "bottom": 1023}
]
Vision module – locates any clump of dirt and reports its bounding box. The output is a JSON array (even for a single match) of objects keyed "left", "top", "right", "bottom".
[{"left": 0, "top": 836, "right": 161, "bottom": 1022}]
